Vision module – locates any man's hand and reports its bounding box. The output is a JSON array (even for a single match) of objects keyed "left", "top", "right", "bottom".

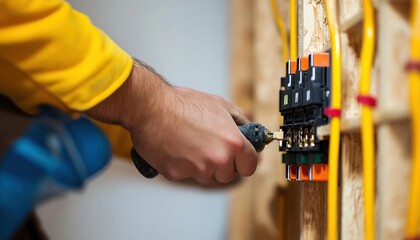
[{"left": 88, "top": 60, "right": 258, "bottom": 183}]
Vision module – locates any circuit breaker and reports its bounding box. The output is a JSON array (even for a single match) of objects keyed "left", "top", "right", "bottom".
[{"left": 279, "top": 52, "right": 331, "bottom": 182}]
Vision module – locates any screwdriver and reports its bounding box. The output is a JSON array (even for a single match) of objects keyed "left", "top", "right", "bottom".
[{"left": 130, "top": 122, "right": 282, "bottom": 178}]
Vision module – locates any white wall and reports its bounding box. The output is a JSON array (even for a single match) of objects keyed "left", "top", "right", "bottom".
[
  {"left": 36, "top": 1, "right": 230, "bottom": 239},
  {"left": 70, "top": 0, "right": 229, "bottom": 96}
]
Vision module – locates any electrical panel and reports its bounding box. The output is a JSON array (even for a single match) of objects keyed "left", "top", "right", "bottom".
[{"left": 279, "top": 52, "right": 331, "bottom": 182}]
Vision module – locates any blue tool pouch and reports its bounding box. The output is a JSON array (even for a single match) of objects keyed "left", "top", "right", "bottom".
[{"left": 0, "top": 107, "right": 111, "bottom": 239}]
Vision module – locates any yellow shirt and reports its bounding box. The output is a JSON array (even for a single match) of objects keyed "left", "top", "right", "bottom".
[{"left": 0, "top": 0, "right": 133, "bottom": 114}]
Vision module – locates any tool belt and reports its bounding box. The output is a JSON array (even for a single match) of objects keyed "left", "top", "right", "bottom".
[{"left": 0, "top": 96, "right": 112, "bottom": 239}]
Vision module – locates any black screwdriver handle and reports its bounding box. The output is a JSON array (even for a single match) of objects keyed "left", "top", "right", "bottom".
[
  {"left": 130, "top": 148, "right": 158, "bottom": 178},
  {"left": 131, "top": 122, "right": 266, "bottom": 178},
  {"left": 238, "top": 122, "right": 267, "bottom": 152}
]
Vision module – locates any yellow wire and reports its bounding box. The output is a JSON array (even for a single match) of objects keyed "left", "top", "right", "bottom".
[
  {"left": 359, "top": 0, "right": 376, "bottom": 239},
  {"left": 290, "top": 0, "right": 297, "bottom": 60},
  {"left": 324, "top": 0, "right": 342, "bottom": 239},
  {"left": 270, "top": 0, "right": 289, "bottom": 64},
  {"left": 406, "top": 0, "right": 420, "bottom": 237}
]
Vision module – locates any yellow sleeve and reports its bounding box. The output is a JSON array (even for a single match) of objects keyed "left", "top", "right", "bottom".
[{"left": 0, "top": 0, "right": 133, "bottom": 114}]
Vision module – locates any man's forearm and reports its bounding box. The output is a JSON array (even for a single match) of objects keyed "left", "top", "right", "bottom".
[{"left": 87, "top": 59, "right": 172, "bottom": 131}]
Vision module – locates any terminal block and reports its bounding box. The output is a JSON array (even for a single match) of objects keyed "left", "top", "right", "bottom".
[{"left": 279, "top": 52, "right": 331, "bottom": 182}]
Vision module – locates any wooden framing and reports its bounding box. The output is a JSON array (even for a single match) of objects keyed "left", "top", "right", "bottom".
[
  {"left": 376, "top": 1, "right": 411, "bottom": 239},
  {"left": 229, "top": 0, "right": 413, "bottom": 239},
  {"left": 298, "top": 1, "right": 329, "bottom": 239}
]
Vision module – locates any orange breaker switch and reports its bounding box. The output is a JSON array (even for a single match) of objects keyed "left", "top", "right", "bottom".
[
  {"left": 298, "top": 165, "right": 310, "bottom": 181},
  {"left": 289, "top": 164, "right": 297, "bottom": 181},
  {"left": 310, "top": 164, "right": 329, "bottom": 181}
]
